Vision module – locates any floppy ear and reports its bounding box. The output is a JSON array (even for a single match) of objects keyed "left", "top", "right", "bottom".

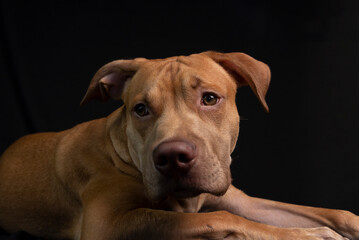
[
  {"left": 80, "top": 58, "right": 146, "bottom": 105},
  {"left": 202, "top": 51, "right": 271, "bottom": 112}
]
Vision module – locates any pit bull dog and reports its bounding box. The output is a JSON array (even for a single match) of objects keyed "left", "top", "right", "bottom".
[{"left": 0, "top": 51, "right": 358, "bottom": 240}]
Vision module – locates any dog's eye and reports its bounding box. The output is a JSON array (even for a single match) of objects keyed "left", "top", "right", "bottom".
[
  {"left": 202, "top": 94, "right": 218, "bottom": 106},
  {"left": 134, "top": 103, "right": 149, "bottom": 117}
]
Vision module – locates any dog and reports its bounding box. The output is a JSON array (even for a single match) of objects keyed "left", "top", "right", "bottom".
[{"left": 0, "top": 51, "right": 358, "bottom": 240}]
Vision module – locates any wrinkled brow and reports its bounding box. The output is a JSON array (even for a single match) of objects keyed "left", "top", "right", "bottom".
[{"left": 190, "top": 76, "right": 202, "bottom": 89}]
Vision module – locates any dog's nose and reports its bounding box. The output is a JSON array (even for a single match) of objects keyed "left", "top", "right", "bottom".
[{"left": 153, "top": 140, "right": 196, "bottom": 176}]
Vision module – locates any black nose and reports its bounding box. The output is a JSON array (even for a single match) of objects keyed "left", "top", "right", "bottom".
[{"left": 153, "top": 140, "right": 196, "bottom": 176}]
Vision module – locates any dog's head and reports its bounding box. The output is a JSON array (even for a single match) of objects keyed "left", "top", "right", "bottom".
[{"left": 81, "top": 51, "right": 270, "bottom": 202}]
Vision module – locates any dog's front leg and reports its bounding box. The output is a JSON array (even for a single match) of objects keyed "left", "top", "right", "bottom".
[
  {"left": 79, "top": 176, "right": 250, "bottom": 240},
  {"left": 78, "top": 176, "right": 349, "bottom": 240},
  {"left": 210, "top": 185, "right": 359, "bottom": 239},
  {"left": 81, "top": 208, "right": 352, "bottom": 240}
]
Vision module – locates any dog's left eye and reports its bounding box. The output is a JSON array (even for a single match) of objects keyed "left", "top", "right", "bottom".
[
  {"left": 134, "top": 103, "right": 149, "bottom": 117},
  {"left": 202, "top": 94, "right": 218, "bottom": 106}
]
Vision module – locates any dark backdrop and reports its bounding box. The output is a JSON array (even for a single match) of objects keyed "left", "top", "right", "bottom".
[{"left": 1, "top": 0, "right": 359, "bottom": 238}]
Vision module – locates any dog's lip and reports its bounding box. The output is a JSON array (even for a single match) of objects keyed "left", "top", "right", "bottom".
[
  {"left": 165, "top": 169, "right": 231, "bottom": 199},
  {"left": 169, "top": 177, "right": 214, "bottom": 198}
]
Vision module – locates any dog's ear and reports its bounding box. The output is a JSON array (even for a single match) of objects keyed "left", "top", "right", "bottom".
[
  {"left": 80, "top": 58, "right": 146, "bottom": 105},
  {"left": 203, "top": 51, "right": 271, "bottom": 112}
]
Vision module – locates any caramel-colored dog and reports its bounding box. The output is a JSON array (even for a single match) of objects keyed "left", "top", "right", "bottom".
[{"left": 0, "top": 51, "right": 358, "bottom": 240}]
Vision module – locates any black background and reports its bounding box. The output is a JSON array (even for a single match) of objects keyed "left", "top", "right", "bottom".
[{"left": 1, "top": 0, "right": 359, "bottom": 238}]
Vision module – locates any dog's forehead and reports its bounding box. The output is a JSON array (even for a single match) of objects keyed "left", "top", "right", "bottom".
[
  {"left": 137, "top": 53, "right": 231, "bottom": 88},
  {"left": 122, "top": 53, "right": 236, "bottom": 106},
  {"left": 146, "top": 53, "right": 226, "bottom": 76}
]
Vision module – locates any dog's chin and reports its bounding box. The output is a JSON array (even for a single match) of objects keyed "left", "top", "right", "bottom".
[
  {"left": 145, "top": 166, "right": 232, "bottom": 202},
  {"left": 170, "top": 185, "right": 229, "bottom": 199},
  {"left": 147, "top": 175, "right": 231, "bottom": 203}
]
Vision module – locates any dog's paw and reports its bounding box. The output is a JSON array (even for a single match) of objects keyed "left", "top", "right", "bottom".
[
  {"left": 306, "top": 227, "right": 348, "bottom": 240},
  {"left": 336, "top": 210, "right": 359, "bottom": 240},
  {"left": 222, "top": 227, "right": 347, "bottom": 240},
  {"left": 282, "top": 227, "right": 348, "bottom": 240}
]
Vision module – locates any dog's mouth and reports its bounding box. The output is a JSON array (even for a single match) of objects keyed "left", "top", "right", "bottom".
[
  {"left": 147, "top": 175, "right": 232, "bottom": 204},
  {"left": 159, "top": 168, "right": 231, "bottom": 200}
]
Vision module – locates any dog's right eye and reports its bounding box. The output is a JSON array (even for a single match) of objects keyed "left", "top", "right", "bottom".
[
  {"left": 134, "top": 103, "right": 149, "bottom": 117},
  {"left": 202, "top": 93, "right": 219, "bottom": 106}
]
